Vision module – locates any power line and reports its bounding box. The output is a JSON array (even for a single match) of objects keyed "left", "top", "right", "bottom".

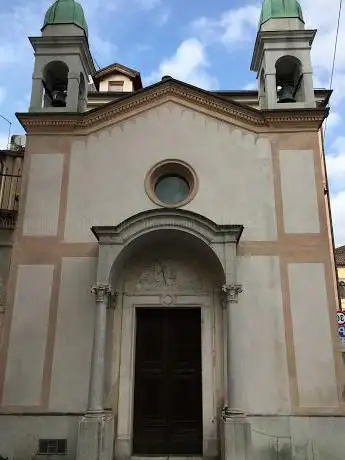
[
  {"left": 0, "top": 114, "right": 12, "bottom": 150},
  {"left": 93, "top": 56, "right": 101, "bottom": 70},
  {"left": 329, "top": 0, "right": 343, "bottom": 91},
  {"left": 324, "top": 0, "right": 343, "bottom": 138}
]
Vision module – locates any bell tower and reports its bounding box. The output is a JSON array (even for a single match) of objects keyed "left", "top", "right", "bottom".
[
  {"left": 29, "top": 0, "right": 95, "bottom": 113},
  {"left": 251, "top": 0, "right": 316, "bottom": 109}
]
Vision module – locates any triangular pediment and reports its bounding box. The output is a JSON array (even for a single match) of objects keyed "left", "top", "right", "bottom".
[
  {"left": 93, "top": 62, "right": 143, "bottom": 90},
  {"left": 17, "top": 78, "right": 327, "bottom": 134}
]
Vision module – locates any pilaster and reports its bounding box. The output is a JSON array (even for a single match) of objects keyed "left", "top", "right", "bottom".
[
  {"left": 221, "top": 284, "right": 252, "bottom": 460},
  {"left": 76, "top": 284, "right": 115, "bottom": 460}
]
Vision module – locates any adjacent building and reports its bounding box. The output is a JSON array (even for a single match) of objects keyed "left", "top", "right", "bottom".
[
  {"left": 336, "top": 246, "right": 345, "bottom": 311},
  {"left": 0, "top": 0, "right": 344, "bottom": 459}
]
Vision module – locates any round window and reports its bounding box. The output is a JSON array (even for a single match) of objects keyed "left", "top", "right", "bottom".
[
  {"left": 145, "top": 160, "right": 198, "bottom": 208},
  {"left": 155, "top": 174, "right": 190, "bottom": 205}
]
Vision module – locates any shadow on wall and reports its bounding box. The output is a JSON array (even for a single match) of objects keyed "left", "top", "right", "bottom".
[
  {"left": 256, "top": 440, "right": 343, "bottom": 460},
  {"left": 252, "top": 424, "right": 345, "bottom": 460}
]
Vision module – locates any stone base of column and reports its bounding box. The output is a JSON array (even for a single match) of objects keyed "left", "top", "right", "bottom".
[
  {"left": 76, "top": 411, "right": 114, "bottom": 460},
  {"left": 221, "top": 410, "right": 252, "bottom": 460}
]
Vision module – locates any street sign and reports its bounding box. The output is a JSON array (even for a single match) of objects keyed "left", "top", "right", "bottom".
[
  {"left": 337, "top": 311, "right": 345, "bottom": 326},
  {"left": 339, "top": 326, "right": 345, "bottom": 338}
]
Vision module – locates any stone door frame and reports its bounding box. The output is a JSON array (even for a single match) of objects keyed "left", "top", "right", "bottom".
[{"left": 115, "top": 294, "right": 217, "bottom": 458}]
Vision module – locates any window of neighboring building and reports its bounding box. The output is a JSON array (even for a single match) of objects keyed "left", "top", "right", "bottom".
[
  {"left": 339, "top": 280, "right": 345, "bottom": 299},
  {"left": 108, "top": 80, "right": 124, "bottom": 92}
]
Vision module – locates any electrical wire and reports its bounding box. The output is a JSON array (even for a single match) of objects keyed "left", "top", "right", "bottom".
[
  {"left": 324, "top": 0, "right": 343, "bottom": 137},
  {"left": 0, "top": 114, "right": 12, "bottom": 149},
  {"left": 93, "top": 56, "right": 101, "bottom": 70}
]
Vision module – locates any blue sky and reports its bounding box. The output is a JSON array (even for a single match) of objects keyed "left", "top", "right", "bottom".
[{"left": 0, "top": 0, "right": 344, "bottom": 245}]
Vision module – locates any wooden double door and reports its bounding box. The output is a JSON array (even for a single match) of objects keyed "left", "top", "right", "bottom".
[{"left": 133, "top": 308, "right": 203, "bottom": 455}]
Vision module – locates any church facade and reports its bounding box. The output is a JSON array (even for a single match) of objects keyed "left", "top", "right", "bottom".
[{"left": 0, "top": 0, "right": 344, "bottom": 459}]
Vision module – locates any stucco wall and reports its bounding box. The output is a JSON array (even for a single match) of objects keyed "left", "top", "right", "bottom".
[
  {"left": 23, "top": 153, "right": 64, "bottom": 236},
  {"left": 250, "top": 415, "right": 345, "bottom": 460},
  {"left": 279, "top": 149, "right": 320, "bottom": 234},
  {"left": 235, "top": 256, "right": 290, "bottom": 413},
  {"left": 64, "top": 102, "right": 276, "bottom": 242},
  {"left": 49, "top": 257, "right": 96, "bottom": 411},
  {"left": 0, "top": 415, "right": 79, "bottom": 460},
  {"left": 3, "top": 265, "right": 54, "bottom": 406},
  {"left": 288, "top": 263, "right": 338, "bottom": 407},
  {"left": 1, "top": 97, "right": 341, "bottom": 433},
  {"left": 99, "top": 75, "right": 133, "bottom": 92}
]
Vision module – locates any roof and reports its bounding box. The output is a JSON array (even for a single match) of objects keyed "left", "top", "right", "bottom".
[
  {"left": 43, "top": 0, "right": 88, "bottom": 36},
  {"left": 335, "top": 246, "right": 345, "bottom": 267},
  {"left": 16, "top": 76, "right": 328, "bottom": 133},
  {"left": 259, "top": 0, "right": 304, "bottom": 28},
  {"left": 94, "top": 63, "right": 143, "bottom": 90}
]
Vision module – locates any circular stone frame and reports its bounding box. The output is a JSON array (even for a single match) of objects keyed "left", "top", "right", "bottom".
[{"left": 145, "top": 159, "right": 198, "bottom": 208}]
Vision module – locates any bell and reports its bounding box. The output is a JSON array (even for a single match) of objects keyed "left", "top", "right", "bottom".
[
  {"left": 51, "top": 90, "right": 67, "bottom": 107},
  {"left": 277, "top": 85, "right": 296, "bottom": 103}
]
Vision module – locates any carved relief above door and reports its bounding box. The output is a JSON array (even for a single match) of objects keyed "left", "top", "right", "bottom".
[{"left": 122, "top": 254, "right": 211, "bottom": 294}]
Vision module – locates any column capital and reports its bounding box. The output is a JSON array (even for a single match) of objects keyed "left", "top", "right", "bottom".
[
  {"left": 221, "top": 405, "right": 247, "bottom": 421},
  {"left": 90, "top": 283, "right": 114, "bottom": 303},
  {"left": 222, "top": 284, "right": 243, "bottom": 304}
]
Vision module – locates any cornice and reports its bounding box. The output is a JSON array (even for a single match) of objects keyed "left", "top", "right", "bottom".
[
  {"left": 263, "top": 108, "right": 327, "bottom": 129},
  {"left": 92, "top": 208, "right": 244, "bottom": 246},
  {"left": 251, "top": 28, "right": 316, "bottom": 71},
  {"left": 16, "top": 80, "right": 327, "bottom": 134},
  {"left": 94, "top": 63, "right": 140, "bottom": 80},
  {"left": 29, "top": 35, "right": 96, "bottom": 76}
]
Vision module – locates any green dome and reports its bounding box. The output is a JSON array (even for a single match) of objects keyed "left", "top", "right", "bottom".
[
  {"left": 259, "top": 0, "right": 304, "bottom": 27},
  {"left": 43, "top": 0, "right": 88, "bottom": 36}
]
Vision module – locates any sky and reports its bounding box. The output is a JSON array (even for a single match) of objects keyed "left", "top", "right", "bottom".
[{"left": 0, "top": 0, "right": 344, "bottom": 245}]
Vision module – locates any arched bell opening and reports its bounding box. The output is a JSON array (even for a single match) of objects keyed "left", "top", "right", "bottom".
[
  {"left": 78, "top": 72, "right": 87, "bottom": 112},
  {"left": 260, "top": 69, "right": 266, "bottom": 95},
  {"left": 42, "top": 60, "right": 69, "bottom": 108},
  {"left": 275, "top": 55, "right": 303, "bottom": 104}
]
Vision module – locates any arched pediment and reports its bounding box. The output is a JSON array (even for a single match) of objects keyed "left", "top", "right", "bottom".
[
  {"left": 92, "top": 209, "right": 242, "bottom": 286},
  {"left": 91, "top": 208, "right": 243, "bottom": 247}
]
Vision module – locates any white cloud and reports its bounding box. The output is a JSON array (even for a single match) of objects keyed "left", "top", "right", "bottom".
[
  {"left": 243, "top": 82, "right": 257, "bottom": 90},
  {"left": 192, "top": 4, "right": 261, "bottom": 49},
  {"left": 326, "top": 153, "right": 345, "bottom": 186},
  {"left": 330, "top": 190, "right": 345, "bottom": 246},
  {"left": 0, "top": 133, "right": 9, "bottom": 149},
  {"left": 331, "top": 136, "right": 345, "bottom": 152},
  {"left": 145, "top": 38, "right": 218, "bottom": 89},
  {"left": 90, "top": 35, "right": 118, "bottom": 66},
  {"left": 301, "top": 0, "right": 345, "bottom": 71},
  {"left": 326, "top": 135, "right": 345, "bottom": 245},
  {"left": 326, "top": 111, "right": 342, "bottom": 130},
  {"left": 326, "top": 136, "right": 345, "bottom": 190},
  {"left": 137, "top": 0, "right": 161, "bottom": 10},
  {"left": 156, "top": 9, "right": 170, "bottom": 26},
  {"left": 0, "top": 0, "right": 120, "bottom": 71},
  {"left": 0, "top": 87, "right": 6, "bottom": 105}
]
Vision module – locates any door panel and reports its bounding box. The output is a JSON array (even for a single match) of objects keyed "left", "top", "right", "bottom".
[{"left": 133, "top": 308, "right": 202, "bottom": 455}]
